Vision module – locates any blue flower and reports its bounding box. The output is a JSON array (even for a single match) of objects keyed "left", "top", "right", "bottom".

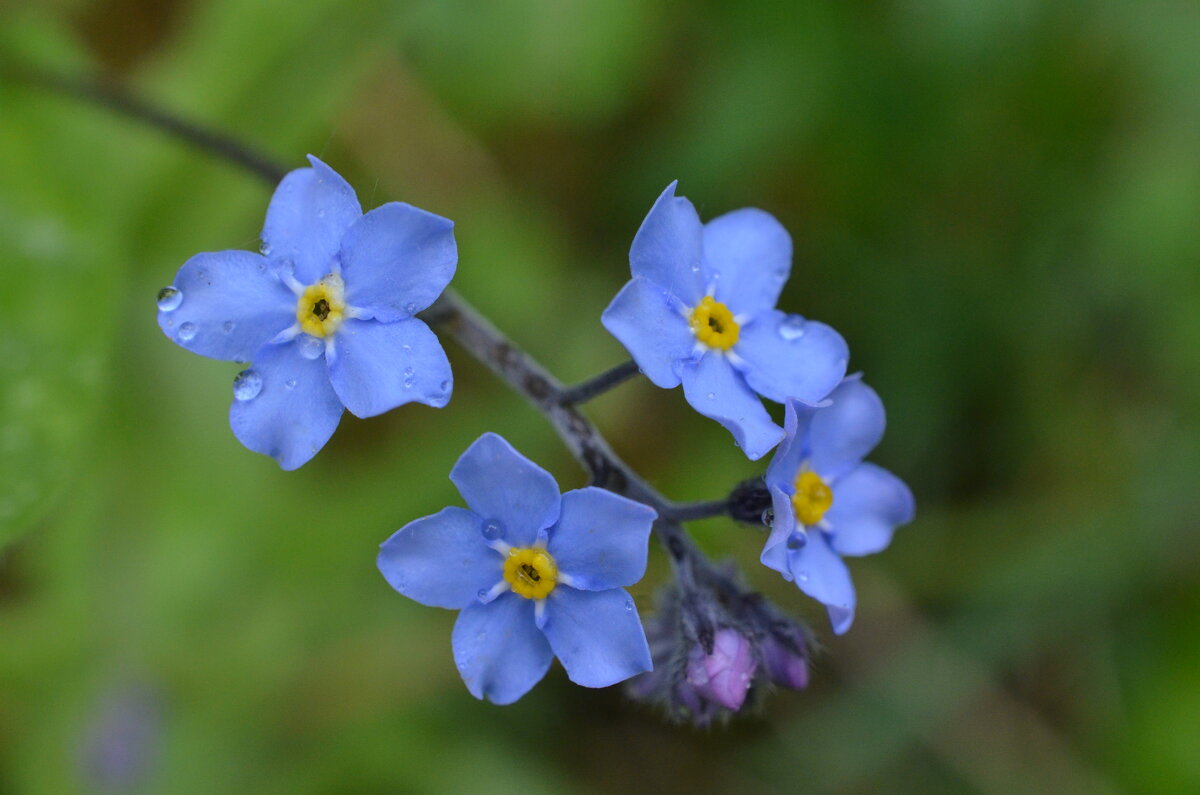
[
  {"left": 378, "top": 433, "right": 656, "bottom": 704},
  {"left": 601, "top": 182, "right": 849, "bottom": 460},
  {"left": 157, "top": 155, "right": 456, "bottom": 470},
  {"left": 760, "top": 376, "right": 915, "bottom": 634}
]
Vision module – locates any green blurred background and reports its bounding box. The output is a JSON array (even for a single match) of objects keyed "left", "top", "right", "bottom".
[{"left": 2, "top": 0, "right": 1198, "bottom": 792}]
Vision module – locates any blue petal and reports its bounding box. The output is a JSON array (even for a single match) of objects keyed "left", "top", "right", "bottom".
[
  {"left": 629, "top": 182, "right": 705, "bottom": 305},
  {"left": 764, "top": 399, "right": 817, "bottom": 494},
  {"left": 828, "top": 463, "right": 914, "bottom": 557},
  {"left": 449, "top": 433, "right": 561, "bottom": 547},
  {"left": 327, "top": 317, "right": 452, "bottom": 418},
  {"left": 734, "top": 310, "right": 849, "bottom": 405},
  {"left": 704, "top": 207, "right": 792, "bottom": 317},
  {"left": 541, "top": 587, "right": 652, "bottom": 688},
  {"left": 377, "top": 507, "right": 503, "bottom": 609},
  {"left": 760, "top": 485, "right": 795, "bottom": 573},
  {"left": 809, "top": 376, "right": 886, "bottom": 479},
  {"left": 452, "top": 593, "right": 553, "bottom": 704},
  {"left": 158, "top": 250, "right": 294, "bottom": 362},
  {"left": 228, "top": 340, "right": 343, "bottom": 470},
  {"left": 339, "top": 202, "right": 457, "bottom": 322},
  {"left": 261, "top": 155, "right": 362, "bottom": 284},
  {"left": 600, "top": 277, "right": 695, "bottom": 389},
  {"left": 787, "top": 530, "right": 856, "bottom": 635},
  {"left": 761, "top": 399, "right": 818, "bottom": 564},
  {"left": 680, "top": 352, "right": 783, "bottom": 460},
  {"left": 546, "top": 488, "right": 656, "bottom": 590}
]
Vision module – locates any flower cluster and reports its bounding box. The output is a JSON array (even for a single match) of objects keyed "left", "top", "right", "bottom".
[{"left": 159, "top": 162, "right": 913, "bottom": 713}]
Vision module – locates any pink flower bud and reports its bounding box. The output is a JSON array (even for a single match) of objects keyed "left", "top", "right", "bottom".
[
  {"left": 759, "top": 635, "right": 809, "bottom": 690},
  {"left": 685, "top": 628, "right": 757, "bottom": 711}
]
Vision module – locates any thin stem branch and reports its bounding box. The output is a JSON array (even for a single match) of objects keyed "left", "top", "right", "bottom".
[
  {"left": 559, "top": 359, "right": 640, "bottom": 405},
  {"left": 6, "top": 64, "right": 288, "bottom": 185}
]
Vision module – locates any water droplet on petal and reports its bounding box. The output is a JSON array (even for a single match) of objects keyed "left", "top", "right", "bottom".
[
  {"left": 284, "top": 378, "right": 297, "bottom": 390},
  {"left": 222, "top": 321, "right": 236, "bottom": 334},
  {"left": 761, "top": 508, "right": 774, "bottom": 527},
  {"left": 787, "top": 531, "right": 807, "bottom": 550},
  {"left": 481, "top": 519, "right": 506, "bottom": 542},
  {"left": 316, "top": 208, "right": 326, "bottom": 218},
  {"left": 706, "top": 392, "right": 715, "bottom": 400},
  {"left": 177, "top": 322, "right": 196, "bottom": 341},
  {"left": 405, "top": 302, "right": 417, "bottom": 314},
  {"left": 298, "top": 335, "right": 324, "bottom": 360},
  {"left": 196, "top": 268, "right": 207, "bottom": 281},
  {"left": 156, "top": 286, "right": 182, "bottom": 311},
  {"left": 624, "top": 599, "right": 634, "bottom": 612},
  {"left": 260, "top": 242, "right": 272, "bottom": 256},
  {"left": 402, "top": 344, "right": 412, "bottom": 353},
  {"left": 439, "top": 380, "right": 450, "bottom": 392},
  {"left": 690, "top": 263, "right": 701, "bottom": 273},
  {"left": 778, "top": 315, "right": 806, "bottom": 341},
  {"left": 403, "top": 366, "right": 414, "bottom": 377},
  {"left": 796, "top": 570, "right": 809, "bottom": 582},
  {"left": 476, "top": 589, "right": 490, "bottom": 602},
  {"left": 232, "top": 370, "right": 262, "bottom": 401}
]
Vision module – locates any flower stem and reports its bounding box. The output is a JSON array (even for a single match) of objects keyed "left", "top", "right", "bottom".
[{"left": 559, "top": 360, "right": 640, "bottom": 405}]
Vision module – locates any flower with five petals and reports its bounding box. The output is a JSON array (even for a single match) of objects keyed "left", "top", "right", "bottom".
[
  {"left": 601, "top": 182, "right": 849, "bottom": 460},
  {"left": 378, "top": 433, "right": 656, "bottom": 704},
  {"left": 157, "top": 155, "right": 456, "bottom": 469},
  {"left": 760, "top": 376, "right": 915, "bottom": 634}
]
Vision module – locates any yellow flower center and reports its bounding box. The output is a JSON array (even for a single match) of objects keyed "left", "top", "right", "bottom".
[
  {"left": 792, "top": 470, "right": 833, "bottom": 526},
  {"left": 689, "top": 296, "right": 740, "bottom": 351},
  {"left": 503, "top": 547, "right": 558, "bottom": 600},
  {"left": 297, "top": 274, "right": 346, "bottom": 338}
]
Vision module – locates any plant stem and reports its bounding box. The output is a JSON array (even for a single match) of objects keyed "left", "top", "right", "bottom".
[{"left": 559, "top": 360, "right": 640, "bottom": 405}]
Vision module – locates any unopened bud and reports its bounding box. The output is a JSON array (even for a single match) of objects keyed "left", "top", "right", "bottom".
[
  {"left": 685, "top": 628, "right": 757, "bottom": 711},
  {"left": 759, "top": 634, "right": 809, "bottom": 690}
]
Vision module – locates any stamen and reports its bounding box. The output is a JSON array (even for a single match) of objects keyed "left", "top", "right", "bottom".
[
  {"left": 296, "top": 274, "right": 346, "bottom": 338},
  {"left": 689, "top": 296, "right": 740, "bottom": 351},
  {"left": 792, "top": 470, "right": 834, "bottom": 527},
  {"left": 503, "top": 547, "right": 558, "bottom": 600}
]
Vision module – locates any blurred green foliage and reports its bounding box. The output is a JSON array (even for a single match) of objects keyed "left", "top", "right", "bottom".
[{"left": 1, "top": 0, "right": 1198, "bottom": 792}]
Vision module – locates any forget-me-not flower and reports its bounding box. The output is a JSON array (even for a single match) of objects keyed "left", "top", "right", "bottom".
[
  {"left": 157, "top": 155, "right": 456, "bottom": 469},
  {"left": 760, "top": 376, "right": 915, "bottom": 634},
  {"left": 601, "top": 182, "right": 849, "bottom": 460},
  {"left": 378, "top": 433, "right": 656, "bottom": 704}
]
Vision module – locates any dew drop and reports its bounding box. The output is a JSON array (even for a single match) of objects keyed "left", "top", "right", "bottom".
[
  {"left": 222, "top": 321, "right": 236, "bottom": 334},
  {"left": 706, "top": 392, "right": 715, "bottom": 400},
  {"left": 403, "top": 378, "right": 414, "bottom": 390},
  {"left": 298, "top": 335, "right": 324, "bottom": 360},
  {"left": 232, "top": 370, "right": 263, "bottom": 401},
  {"left": 316, "top": 208, "right": 326, "bottom": 218},
  {"left": 778, "top": 315, "right": 806, "bottom": 341},
  {"left": 403, "top": 366, "right": 415, "bottom": 377},
  {"left": 439, "top": 380, "right": 450, "bottom": 392},
  {"left": 481, "top": 519, "right": 506, "bottom": 542},
  {"left": 196, "top": 268, "right": 207, "bottom": 281},
  {"left": 177, "top": 322, "right": 197, "bottom": 341},
  {"left": 796, "top": 570, "right": 810, "bottom": 582},
  {"left": 690, "top": 263, "right": 701, "bottom": 273},
  {"left": 761, "top": 508, "right": 774, "bottom": 527},
  {"left": 156, "top": 286, "right": 183, "bottom": 311},
  {"left": 624, "top": 599, "right": 634, "bottom": 612},
  {"left": 404, "top": 302, "right": 417, "bottom": 314},
  {"left": 787, "top": 531, "right": 807, "bottom": 550},
  {"left": 402, "top": 344, "right": 412, "bottom": 353},
  {"left": 476, "top": 589, "right": 490, "bottom": 602},
  {"left": 260, "top": 242, "right": 272, "bottom": 256},
  {"left": 284, "top": 378, "right": 297, "bottom": 390}
]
